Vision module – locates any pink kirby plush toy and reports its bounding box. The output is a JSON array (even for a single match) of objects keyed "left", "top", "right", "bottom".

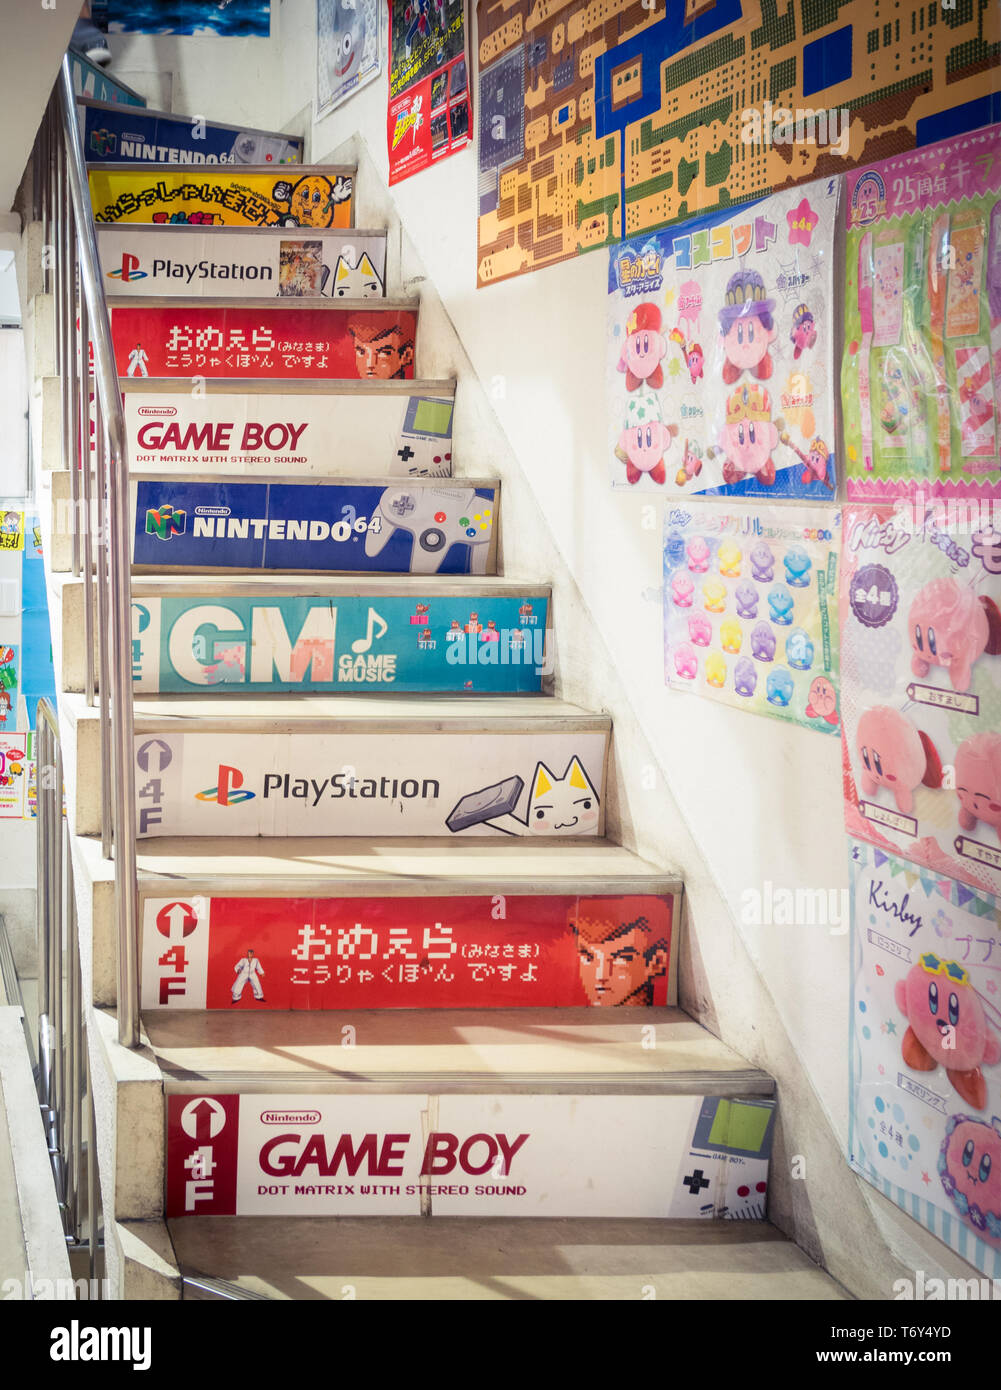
[
  {"left": 673, "top": 643, "right": 698, "bottom": 680},
  {"left": 909, "top": 577, "right": 1001, "bottom": 692},
  {"left": 856, "top": 705, "right": 942, "bottom": 815},
  {"left": 895, "top": 953, "right": 1001, "bottom": 1111},
  {"left": 955, "top": 731, "right": 1001, "bottom": 842},
  {"left": 939, "top": 1115, "right": 1001, "bottom": 1246}
]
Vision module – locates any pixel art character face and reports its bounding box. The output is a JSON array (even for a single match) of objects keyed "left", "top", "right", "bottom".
[
  {"left": 571, "top": 899, "right": 670, "bottom": 1006},
  {"left": 348, "top": 320, "right": 415, "bottom": 378}
]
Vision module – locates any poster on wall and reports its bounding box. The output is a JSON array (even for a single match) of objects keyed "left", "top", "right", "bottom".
[
  {"left": 92, "top": 1, "right": 271, "bottom": 36},
  {"left": 841, "top": 501, "right": 1001, "bottom": 899},
  {"left": 0, "top": 734, "right": 28, "bottom": 818},
  {"left": 475, "top": 0, "right": 1001, "bottom": 288},
  {"left": 121, "top": 383, "right": 452, "bottom": 477},
  {"left": 0, "top": 645, "right": 17, "bottom": 732},
  {"left": 131, "top": 477, "right": 497, "bottom": 575},
  {"left": 842, "top": 124, "right": 1001, "bottom": 503},
  {"left": 130, "top": 590, "right": 547, "bottom": 694},
  {"left": 317, "top": 0, "right": 382, "bottom": 114},
  {"left": 98, "top": 225, "right": 387, "bottom": 300},
  {"left": 663, "top": 504, "right": 840, "bottom": 735},
  {"left": 608, "top": 178, "right": 839, "bottom": 498},
  {"left": 69, "top": 50, "right": 145, "bottom": 107},
  {"left": 89, "top": 166, "right": 354, "bottom": 229},
  {"left": 79, "top": 99, "right": 303, "bottom": 167},
  {"left": 141, "top": 892, "right": 672, "bottom": 1010},
  {"left": 132, "top": 728, "right": 606, "bottom": 838},
  {"left": 387, "top": 0, "right": 469, "bottom": 185},
  {"left": 109, "top": 303, "right": 416, "bottom": 380},
  {"left": 849, "top": 840, "right": 1001, "bottom": 1277},
  {"left": 166, "top": 1090, "right": 774, "bottom": 1218}
]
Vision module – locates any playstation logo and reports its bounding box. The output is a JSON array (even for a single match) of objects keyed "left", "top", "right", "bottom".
[
  {"left": 195, "top": 765, "right": 255, "bottom": 806},
  {"left": 106, "top": 252, "right": 148, "bottom": 283}
]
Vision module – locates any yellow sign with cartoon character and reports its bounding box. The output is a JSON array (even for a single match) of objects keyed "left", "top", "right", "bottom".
[{"left": 88, "top": 166, "right": 354, "bottom": 229}]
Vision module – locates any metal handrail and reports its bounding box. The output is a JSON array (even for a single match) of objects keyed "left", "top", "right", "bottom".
[
  {"left": 35, "top": 697, "right": 104, "bottom": 1290},
  {"left": 48, "top": 57, "right": 140, "bottom": 1049}
]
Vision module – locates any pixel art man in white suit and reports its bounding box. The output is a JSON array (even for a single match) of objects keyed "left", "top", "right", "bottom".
[{"left": 231, "top": 948, "right": 265, "bottom": 1003}]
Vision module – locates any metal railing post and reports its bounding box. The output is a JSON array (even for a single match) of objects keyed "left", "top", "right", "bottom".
[{"left": 55, "top": 57, "right": 140, "bottom": 1049}]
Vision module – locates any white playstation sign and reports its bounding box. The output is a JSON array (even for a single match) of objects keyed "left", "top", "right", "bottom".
[
  {"left": 133, "top": 730, "right": 607, "bottom": 839},
  {"left": 122, "top": 383, "right": 454, "bottom": 478},
  {"left": 98, "top": 224, "right": 387, "bottom": 299}
]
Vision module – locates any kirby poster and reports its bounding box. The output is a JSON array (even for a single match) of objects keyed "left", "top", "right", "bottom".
[
  {"left": 849, "top": 839, "right": 1001, "bottom": 1276},
  {"left": 663, "top": 503, "right": 840, "bottom": 734},
  {"left": 841, "top": 502, "right": 1001, "bottom": 900},
  {"left": 607, "top": 177, "right": 840, "bottom": 499}
]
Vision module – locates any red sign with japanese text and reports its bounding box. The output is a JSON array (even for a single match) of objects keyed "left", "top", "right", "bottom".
[
  {"left": 142, "top": 893, "right": 674, "bottom": 1010},
  {"left": 109, "top": 304, "right": 418, "bottom": 380}
]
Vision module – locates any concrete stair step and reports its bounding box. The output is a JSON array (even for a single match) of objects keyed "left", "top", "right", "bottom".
[
  {"left": 150, "top": 1006, "right": 765, "bottom": 1095},
  {"left": 168, "top": 1216, "right": 848, "bottom": 1300},
  {"left": 63, "top": 690, "right": 610, "bottom": 840},
  {"left": 106, "top": 295, "right": 420, "bottom": 383},
  {"left": 154, "top": 1010, "right": 776, "bottom": 1220},
  {"left": 49, "top": 471, "right": 500, "bottom": 577},
  {"left": 42, "top": 377, "right": 456, "bottom": 477},
  {"left": 75, "top": 833, "right": 682, "bottom": 1012},
  {"left": 97, "top": 224, "right": 389, "bottom": 302},
  {"left": 88, "top": 163, "right": 356, "bottom": 234},
  {"left": 54, "top": 571, "right": 552, "bottom": 696}
]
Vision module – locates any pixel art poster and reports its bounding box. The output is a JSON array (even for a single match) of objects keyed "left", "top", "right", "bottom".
[{"left": 475, "top": 0, "right": 1001, "bottom": 288}]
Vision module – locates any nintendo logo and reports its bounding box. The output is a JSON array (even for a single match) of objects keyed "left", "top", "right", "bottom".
[
  {"left": 194, "top": 505, "right": 231, "bottom": 516},
  {"left": 137, "top": 406, "right": 177, "bottom": 417},
  {"left": 260, "top": 1110, "right": 321, "bottom": 1125}
]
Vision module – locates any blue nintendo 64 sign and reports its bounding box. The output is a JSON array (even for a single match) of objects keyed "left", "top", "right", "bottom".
[
  {"left": 133, "top": 593, "right": 548, "bottom": 694},
  {"left": 134, "top": 478, "right": 499, "bottom": 575},
  {"left": 80, "top": 99, "right": 303, "bottom": 166}
]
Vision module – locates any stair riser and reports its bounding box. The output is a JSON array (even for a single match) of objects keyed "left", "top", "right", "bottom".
[
  {"left": 139, "top": 891, "right": 676, "bottom": 1011},
  {"left": 132, "top": 592, "right": 545, "bottom": 693},
  {"left": 89, "top": 164, "right": 354, "bottom": 232},
  {"left": 165, "top": 1092, "right": 775, "bottom": 1220},
  {"left": 108, "top": 299, "right": 416, "bottom": 382},
  {"left": 127, "top": 729, "right": 608, "bottom": 839},
  {"left": 79, "top": 97, "right": 304, "bottom": 169},
  {"left": 97, "top": 225, "right": 388, "bottom": 301},
  {"left": 50, "top": 474, "right": 499, "bottom": 576},
  {"left": 119, "top": 382, "right": 453, "bottom": 478}
]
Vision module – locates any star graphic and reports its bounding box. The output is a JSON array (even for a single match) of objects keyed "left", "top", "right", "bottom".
[
  {"left": 885, "top": 1019, "right": 896, "bottom": 1035},
  {"left": 921, "top": 1172, "right": 931, "bottom": 1185}
]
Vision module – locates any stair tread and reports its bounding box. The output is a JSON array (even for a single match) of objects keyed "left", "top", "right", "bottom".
[
  {"left": 149, "top": 1007, "right": 771, "bottom": 1093},
  {"left": 128, "top": 834, "right": 681, "bottom": 892},
  {"left": 66, "top": 690, "right": 604, "bottom": 726},
  {"left": 168, "top": 1216, "right": 848, "bottom": 1301},
  {"left": 61, "top": 573, "right": 551, "bottom": 596}
]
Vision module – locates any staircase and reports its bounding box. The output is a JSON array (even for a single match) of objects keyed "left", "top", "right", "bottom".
[{"left": 20, "top": 66, "right": 847, "bottom": 1300}]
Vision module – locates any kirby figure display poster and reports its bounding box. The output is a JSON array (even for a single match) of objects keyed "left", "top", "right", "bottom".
[
  {"left": 608, "top": 178, "right": 839, "bottom": 499},
  {"left": 850, "top": 840, "right": 1001, "bottom": 1276},
  {"left": 663, "top": 503, "right": 840, "bottom": 733},
  {"left": 841, "top": 502, "right": 1001, "bottom": 899}
]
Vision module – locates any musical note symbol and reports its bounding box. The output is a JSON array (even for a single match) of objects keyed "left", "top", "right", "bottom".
[{"left": 351, "top": 607, "right": 388, "bottom": 654}]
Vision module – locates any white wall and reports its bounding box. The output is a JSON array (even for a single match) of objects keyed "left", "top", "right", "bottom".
[{"left": 107, "top": 2, "right": 991, "bottom": 1294}]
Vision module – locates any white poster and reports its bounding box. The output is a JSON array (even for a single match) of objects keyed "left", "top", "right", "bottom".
[
  {"left": 134, "top": 730, "right": 608, "bottom": 838},
  {"left": 98, "top": 225, "right": 387, "bottom": 299},
  {"left": 166, "top": 1091, "right": 776, "bottom": 1218},
  {"left": 122, "top": 387, "right": 454, "bottom": 478},
  {"left": 317, "top": 0, "right": 382, "bottom": 115}
]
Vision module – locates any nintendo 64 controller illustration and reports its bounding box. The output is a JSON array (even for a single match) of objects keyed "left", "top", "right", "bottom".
[{"left": 366, "top": 484, "right": 495, "bottom": 574}]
